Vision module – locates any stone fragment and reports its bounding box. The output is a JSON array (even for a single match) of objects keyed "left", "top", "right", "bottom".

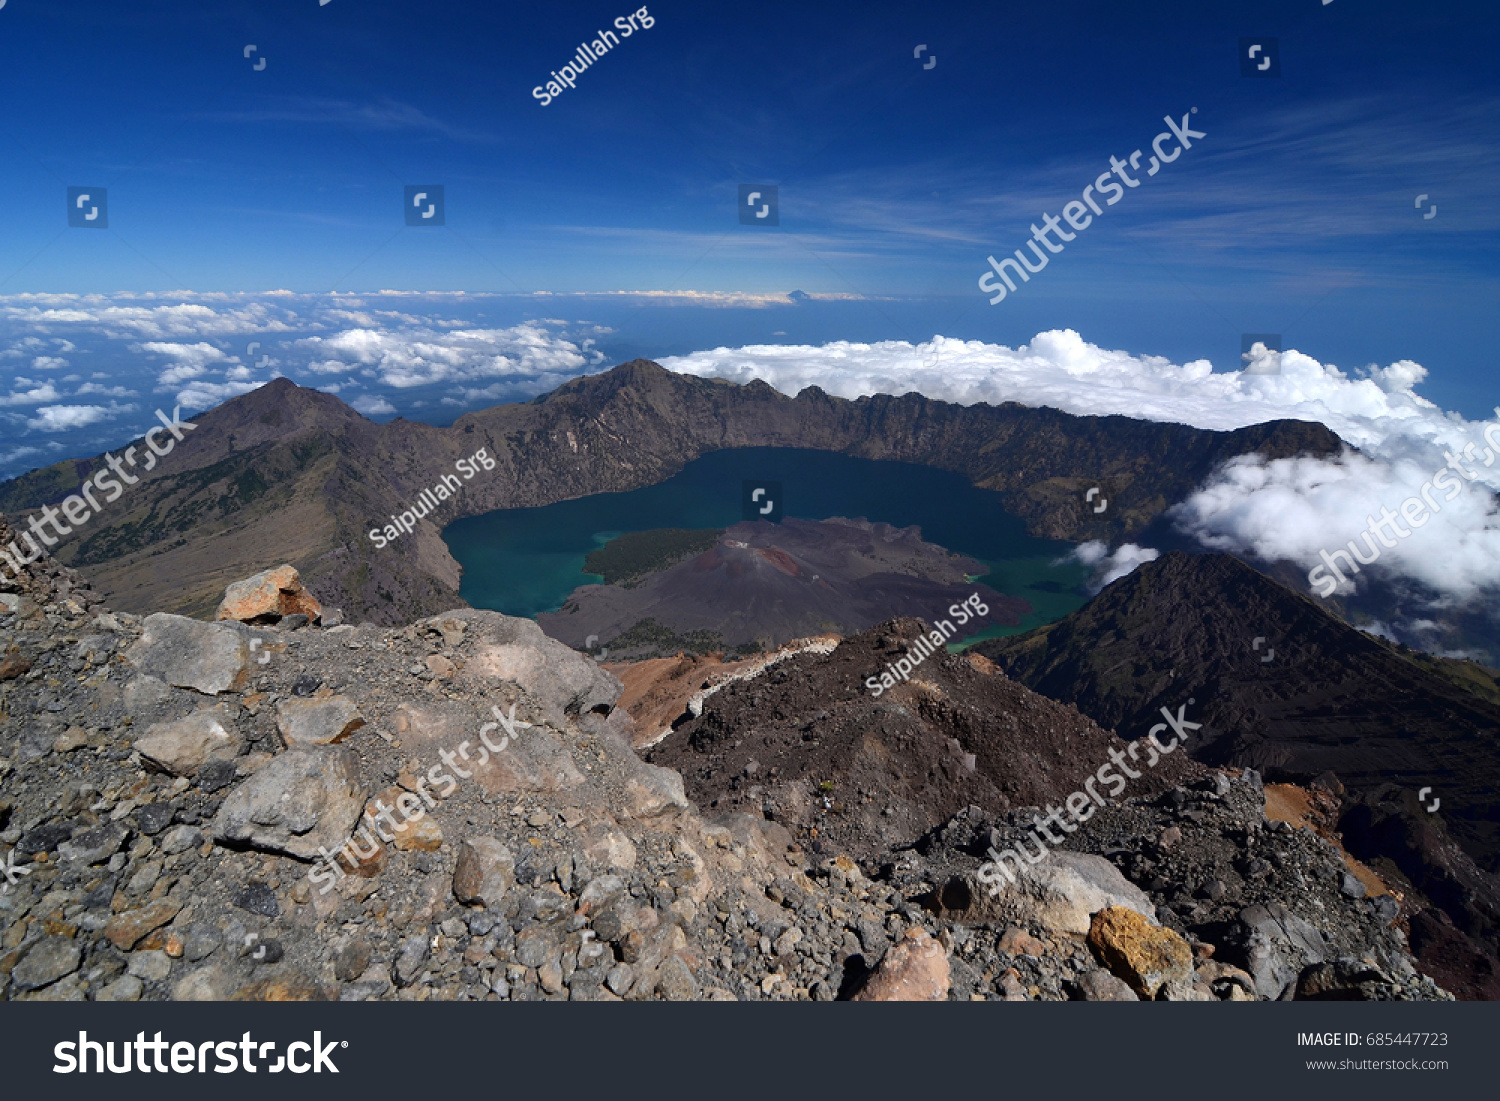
[
  {"left": 453, "top": 837, "right": 516, "bottom": 908},
  {"left": 210, "top": 744, "right": 365, "bottom": 859},
  {"left": 852, "top": 929, "right": 950, "bottom": 1002},
  {"left": 366, "top": 786, "right": 442, "bottom": 852},
  {"left": 1296, "top": 958, "right": 1399, "bottom": 1001},
  {"left": 276, "top": 696, "right": 365, "bottom": 747},
  {"left": 174, "top": 964, "right": 232, "bottom": 1001},
  {"left": 125, "top": 614, "right": 253, "bottom": 695},
  {"left": 232, "top": 881, "right": 280, "bottom": 918},
  {"left": 998, "top": 926, "right": 1046, "bottom": 958},
  {"left": 95, "top": 975, "right": 144, "bottom": 1002},
  {"left": 334, "top": 941, "right": 371, "bottom": 983},
  {"left": 215, "top": 565, "right": 322, "bottom": 624},
  {"left": 394, "top": 935, "right": 429, "bottom": 987},
  {"left": 104, "top": 899, "right": 183, "bottom": 951},
  {"left": 1073, "top": 968, "right": 1139, "bottom": 1001},
  {"left": 458, "top": 611, "right": 622, "bottom": 725},
  {"left": 1087, "top": 905, "right": 1194, "bottom": 999},
  {"left": 12, "top": 937, "right": 83, "bottom": 991},
  {"left": 159, "top": 825, "right": 203, "bottom": 855},
  {"left": 127, "top": 950, "right": 172, "bottom": 982},
  {"left": 653, "top": 955, "right": 699, "bottom": 1000},
  {"left": 57, "top": 822, "right": 129, "bottom": 865},
  {"left": 135, "top": 705, "right": 241, "bottom": 776}
]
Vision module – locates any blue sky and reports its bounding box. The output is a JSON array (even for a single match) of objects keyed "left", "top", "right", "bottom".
[{"left": 1, "top": 0, "right": 1498, "bottom": 477}]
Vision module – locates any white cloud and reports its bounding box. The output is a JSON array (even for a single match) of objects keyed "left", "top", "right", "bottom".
[
  {"left": 0, "top": 445, "right": 43, "bottom": 467},
  {"left": 1064, "top": 541, "right": 1161, "bottom": 591},
  {"left": 0, "top": 296, "right": 299, "bottom": 340},
  {"left": 351, "top": 394, "right": 396, "bottom": 416},
  {"left": 31, "top": 356, "right": 69, "bottom": 370},
  {"left": 174, "top": 379, "right": 266, "bottom": 411},
  {"left": 25, "top": 404, "right": 125, "bottom": 432},
  {"left": 660, "top": 330, "right": 1500, "bottom": 608},
  {"left": 0, "top": 382, "right": 64, "bottom": 406},
  {"left": 294, "top": 322, "right": 592, "bottom": 389}
]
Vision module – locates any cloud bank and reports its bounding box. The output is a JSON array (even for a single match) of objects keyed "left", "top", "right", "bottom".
[{"left": 660, "top": 331, "right": 1500, "bottom": 605}]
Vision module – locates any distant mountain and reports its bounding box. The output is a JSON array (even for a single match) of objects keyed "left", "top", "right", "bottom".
[
  {"left": 973, "top": 551, "right": 1500, "bottom": 969},
  {"left": 0, "top": 360, "right": 1340, "bottom": 625}
]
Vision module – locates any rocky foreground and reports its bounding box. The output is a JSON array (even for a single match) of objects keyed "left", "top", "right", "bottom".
[{"left": 0, "top": 514, "right": 1451, "bottom": 1001}]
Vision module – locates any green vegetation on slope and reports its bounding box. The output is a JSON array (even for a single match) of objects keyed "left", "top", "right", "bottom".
[{"left": 583, "top": 527, "right": 724, "bottom": 586}]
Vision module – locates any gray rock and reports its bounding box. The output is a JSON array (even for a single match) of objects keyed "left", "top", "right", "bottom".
[
  {"left": 159, "top": 824, "right": 203, "bottom": 855},
  {"left": 1234, "top": 902, "right": 1330, "bottom": 999},
  {"left": 210, "top": 744, "right": 365, "bottom": 859},
  {"left": 232, "top": 881, "right": 280, "bottom": 917},
  {"left": 394, "top": 935, "right": 430, "bottom": 987},
  {"left": 452, "top": 837, "right": 516, "bottom": 909},
  {"left": 137, "top": 803, "right": 176, "bottom": 835},
  {"left": 181, "top": 923, "right": 219, "bottom": 962},
  {"left": 1296, "top": 958, "right": 1401, "bottom": 1001},
  {"left": 195, "top": 760, "right": 238, "bottom": 793},
  {"left": 127, "top": 951, "right": 173, "bottom": 982},
  {"left": 173, "top": 964, "right": 232, "bottom": 1001},
  {"left": 516, "top": 926, "right": 558, "bottom": 969},
  {"left": 57, "top": 822, "right": 129, "bottom": 865},
  {"left": 1340, "top": 872, "right": 1367, "bottom": 899},
  {"left": 123, "top": 675, "right": 172, "bottom": 712},
  {"left": 334, "top": 941, "right": 371, "bottom": 983},
  {"left": 1073, "top": 968, "right": 1139, "bottom": 1001},
  {"left": 654, "top": 955, "right": 699, "bottom": 1000},
  {"left": 95, "top": 975, "right": 144, "bottom": 1002},
  {"left": 135, "top": 705, "right": 241, "bottom": 777},
  {"left": 578, "top": 874, "right": 625, "bottom": 913},
  {"left": 12, "top": 937, "right": 82, "bottom": 991},
  {"left": 276, "top": 695, "right": 365, "bottom": 747},
  {"left": 125, "top": 613, "right": 253, "bottom": 695},
  {"left": 606, "top": 963, "right": 634, "bottom": 996},
  {"left": 447, "top": 611, "right": 621, "bottom": 726}
]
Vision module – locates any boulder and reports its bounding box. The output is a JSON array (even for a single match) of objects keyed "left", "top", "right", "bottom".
[
  {"left": 1087, "top": 905, "right": 1194, "bottom": 999},
  {"left": 125, "top": 613, "right": 252, "bottom": 695},
  {"left": 215, "top": 565, "right": 322, "bottom": 624},
  {"left": 1229, "top": 902, "right": 1330, "bottom": 999},
  {"left": 210, "top": 744, "right": 365, "bottom": 860},
  {"left": 452, "top": 611, "right": 622, "bottom": 725},
  {"left": 276, "top": 695, "right": 364, "bottom": 746},
  {"left": 387, "top": 700, "right": 584, "bottom": 797},
  {"left": 134, "top": 704, "right": 240, "bottom": 775},
  {"left": 952, "top": 851, "right": 1155, "bottom": 935},
  {"left": 853, "top": 928, "right": 950, "bottom": 1001}
]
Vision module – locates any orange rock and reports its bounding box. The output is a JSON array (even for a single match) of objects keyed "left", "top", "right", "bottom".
[
  {"left": 1087, "top": 906, "right": 1193, "bottom": 998},
  {"left": 215, "top": 565, "right": 322, "bottom": 624},
  {"left": 104, "top": 900, "right": 182, "bottom": 951},
  {"left": 365, "top": 787, "right": 442, "bottom": 852},
  {"left": 853, "top": 928, "right": 950, "bottom": 1001}
]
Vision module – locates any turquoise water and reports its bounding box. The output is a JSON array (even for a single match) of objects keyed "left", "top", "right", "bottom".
[{"left": 444, "top": 447, "right": 1090, "bottom": 641}]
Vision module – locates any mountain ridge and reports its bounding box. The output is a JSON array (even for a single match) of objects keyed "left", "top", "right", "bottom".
[{"left": 1, "top": 361, "right": 1343, "bottom": 626}]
